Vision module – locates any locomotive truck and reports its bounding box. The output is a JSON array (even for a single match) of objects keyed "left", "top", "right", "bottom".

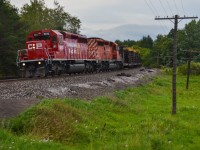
[{"left": 16, "top": 29, "right": 141, "bottom": 77}]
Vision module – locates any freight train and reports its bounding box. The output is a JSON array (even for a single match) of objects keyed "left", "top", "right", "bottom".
[{"left": 16, "top": 29, "right": 141, "bottom": 77}]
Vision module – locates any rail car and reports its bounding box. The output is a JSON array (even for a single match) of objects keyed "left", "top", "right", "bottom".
[
  {"left": 16, "top": 29, "right": 141, "bottom": 77},
  {"left": 123, "top": 47, "right": 141, "bottom": 68}
]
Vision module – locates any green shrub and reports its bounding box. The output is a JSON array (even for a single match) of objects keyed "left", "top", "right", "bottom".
[
  {"left": 8, "top": 100, "right": 82, "bottom": 144},
  {"left": 178, "top": 62, "right": 200, "bottom": 75},
  {"left": 161, "top": 66, "right": 173, "bottom": 75}
]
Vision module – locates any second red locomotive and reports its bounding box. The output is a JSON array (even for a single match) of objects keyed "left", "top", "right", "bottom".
[{"left": 16, "top": 29, "right": 140, "bottom": 77}]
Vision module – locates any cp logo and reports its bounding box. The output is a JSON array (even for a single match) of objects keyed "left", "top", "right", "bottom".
[{"left": 28, "top": 43, "right": 43, "bottom": 49}]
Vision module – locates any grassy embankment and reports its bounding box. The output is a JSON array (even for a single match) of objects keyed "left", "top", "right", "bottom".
[{"left": 0, "top": 74, "right": 200, "bottom": 149}]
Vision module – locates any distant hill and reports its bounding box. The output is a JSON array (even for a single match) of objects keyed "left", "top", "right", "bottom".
[{"left": 82, "top": 24, "right": 169, "bottom": 41}]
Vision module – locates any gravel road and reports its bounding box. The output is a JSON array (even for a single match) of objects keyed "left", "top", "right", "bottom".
[{"left": 0, "top": 68, "right": 159, "bottom": 118}]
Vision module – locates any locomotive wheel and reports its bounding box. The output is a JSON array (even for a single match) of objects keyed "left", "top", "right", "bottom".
[
  {"left": 39, "top": 68, "right": 47, "bottom": 77},
  {"left": 85, "top": 63, "right": 90, "bottom": 73},
  {"left": 28, "top": 65, "right": 35, "bottom": 78},
  {"left": 53, "top": 63, "right": 62, "bottom": 76},
  {"left": 20, "top": 69, "right": 26, "bottom": 78}
]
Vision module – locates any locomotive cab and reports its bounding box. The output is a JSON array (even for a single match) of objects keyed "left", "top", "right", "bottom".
[
  {"left": 17, "top": 30, "right": 64, "bottom": 77},
  {"left": 26, "top": 30, "right": 64, "bottom": 53}
]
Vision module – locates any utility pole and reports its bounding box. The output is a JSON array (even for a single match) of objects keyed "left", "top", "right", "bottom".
[
  {"left": 186, "top": 50, "right": 192, "bottom": 90},
  {"left": 181, "top": 50, "right": 200, "bottom": 90},
  {"left": 155, "top": 15, "right": 198, "bottom": 115}
]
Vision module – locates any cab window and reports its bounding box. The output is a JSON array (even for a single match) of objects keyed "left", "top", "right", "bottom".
[
  {"left": 112, "top": 45, "right": 116, "bottom": 51},
  {"left": 52, "top": 36, "right": 57, "bottom": 43},
  {"left": 78, "top": 38, "right": 87, "bottom": 43},
  {"left": 33, "top": 32, "right": 50, "bottom": 40},
  {"left": 58, "top": 35, "right": 63, "bottom": 45},
  {"left": 98, "top": 41, "right": 104, "bottom": 46},
  {"left": 43, "top": 32, "right": 50, "bottom": 40}
]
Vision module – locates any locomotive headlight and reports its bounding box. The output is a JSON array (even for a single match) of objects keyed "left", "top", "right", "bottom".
[
  {"left": 38, "top": 61, "right": 41, "bottom": 65},
  {"left": 22, "top": 63, "right": 26, "bottom": 66}
]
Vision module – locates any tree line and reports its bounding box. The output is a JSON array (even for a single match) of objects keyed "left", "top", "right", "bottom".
[
  {"left": 116, "top": 20, "right": 200, "bottom": 67},
  {"left": 0, "top": 0, "right": 81, "bottom": 76},
  {"left": 0, "top": 0, "right": 200, "bottom": 77}
]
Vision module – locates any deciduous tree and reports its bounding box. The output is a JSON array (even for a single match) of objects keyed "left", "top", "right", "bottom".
[
  {"left": 20, "top": 0, "right": 81, "bottom": 34},
  {"left": 0, "top": 0, "right": 26, "bottom": 76}
]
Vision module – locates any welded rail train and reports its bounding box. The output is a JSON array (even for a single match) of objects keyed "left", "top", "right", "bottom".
[{"left": 16, "top": 29, "right": 141, "bottom": 77}]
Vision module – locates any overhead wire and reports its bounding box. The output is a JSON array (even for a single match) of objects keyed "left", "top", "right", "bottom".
[
  {"left": 165, "top": 0, "right": 174, "bottom": 16},
  {"left": 143, "top": 0, "right": 157, "bottom": 16},
  {"left": 143, "top": 0, "right": 195, "bottom": 36},
  {"left": 157, "top": 0, "right": 172, "bottom": 33},
  {"left": 148, "top": 0, "right": 170, "bottom": 34},
  {"left": 173, "top": 0, "right": 179, "bottom": 15},
  {"left": 180, "top": 0, "right": 187, "bottom": 29},
  {"left": 149, "top": 0, "right": 170, "bottom": 33},
  {"left": 148, "top": 0, "right": 160, "bottom": 15},
  {"left": 158, "top": 0, "right": 168, "bottom": 16},
  {"left": 180, "top": 0, "right": 185, "bottom": 15},
  {"left": 143, "top": 0, "right": 167, "bottom": 35}
]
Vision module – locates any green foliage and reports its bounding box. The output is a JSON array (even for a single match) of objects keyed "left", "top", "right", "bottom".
[
  {"left": 179, "top": 20, "right": 200, "bottom": 50},
  {"left": 20, "top": 0, "right": 81, "bottom": 34},
  {"left": 152, "top": 34, "right": 173, "bottom": 67},
  {"left": 0, "top": 0, "right": 81, "bottom": 76},
  {"left": 116, "top": 36, "right": 153, "bottom": 67},
  {"left": 0, "top": 0, "right": 26, "bottom": 76},
  {"left": 0, "top": 128, "right": 69, "bottom": 149},
  {"left": 137, "top": 35, "right": 153, "bottom": 49},
  {"left": 8, "top": 100, "right": 82, "bottom": 143},
  {"left": 116, "top": 35, "right": 153, "bottom": 50},
  {"left": 161, "top": 66, "right": 173, "bottom": 75},
  {"left": 178, "top": 62, "right": 200, "bottom": 75},
  {"left": 117, "top": 20, "right": 200, "bottom": 68},
  {"left": 115, "top": 39, "right": 136, "bottom": 47},
  {"left": 1, "top": 75, "right": 200, "bottom": 149},
  {"left": 131, "top": 45, "right": 151, "bottom": 66}
]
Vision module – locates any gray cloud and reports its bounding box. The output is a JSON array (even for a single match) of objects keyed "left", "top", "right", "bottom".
[{"left": 9, "top": 0, "right": 200, "bottom": 40}]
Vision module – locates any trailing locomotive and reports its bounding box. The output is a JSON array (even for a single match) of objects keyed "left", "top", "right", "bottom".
[{"left": 16, "top": 29, "right": 141, "bottom": 77}]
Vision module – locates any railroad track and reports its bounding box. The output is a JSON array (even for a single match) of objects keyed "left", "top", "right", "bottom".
[{"left": 0, "top": 68, "right": 137, "bottom": 83}]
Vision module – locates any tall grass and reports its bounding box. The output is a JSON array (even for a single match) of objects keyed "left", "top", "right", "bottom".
[
  {"left": 178, "top": 62, "right": 200, "bottom": 75},
  {"left": 1, "top": 74, "right": 200, "bottom": 149}
]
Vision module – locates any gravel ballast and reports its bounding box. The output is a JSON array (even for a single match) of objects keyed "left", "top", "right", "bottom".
[{"left": 0, "top": 68, "right": 159, "bottom": 118}]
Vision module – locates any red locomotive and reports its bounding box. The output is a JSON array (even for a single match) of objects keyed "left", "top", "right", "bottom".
[{"left": 16, "top": 29, "right": 141, "bottom": 77}]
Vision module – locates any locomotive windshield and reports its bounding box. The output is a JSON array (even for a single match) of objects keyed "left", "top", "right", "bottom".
[{"left": 33, "top": 32, "right": 50, "bottom": 41}]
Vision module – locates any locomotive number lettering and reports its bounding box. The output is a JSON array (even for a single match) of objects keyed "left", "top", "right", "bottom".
[{"left": 28, "top": 43, "right": 43, "bottom": 49}]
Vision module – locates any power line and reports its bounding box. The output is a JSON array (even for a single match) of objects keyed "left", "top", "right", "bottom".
[
  {"left": 158, "top": 0, "right": 168, "bottom": 16},
  {"left": 165, "top": 0, "right": 174, "bottom": 16},
  {"left": 173, "top": 0, "right": 179, "bottom": 14},
  {"left": 180, "top": 0, "right": 185, "bottom": 15},
  {"left": 178, "top": 0, "right": 187, "bottom": 28},
  {"left": 158, "top": 0, "right": 173, "bottom": 32},
  {"left": 149, "top": 0, "right": 171, "bottom": 33},
  {"left": 143, "top": 0, "right": 157, "bottom": 16},
  {"left": 143, "top": 0, "right": 168, "bottom": 33},
  {"left": 149, "top": 0, "right": 160, "bottom": 15}
]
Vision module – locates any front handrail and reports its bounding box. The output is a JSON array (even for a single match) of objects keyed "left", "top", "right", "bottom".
[
  {"left": 16, "top": 49, "right": 28, "bottom": 66},
  {"left": 44, "top": 47, "right": 52, "bottom": 64}
]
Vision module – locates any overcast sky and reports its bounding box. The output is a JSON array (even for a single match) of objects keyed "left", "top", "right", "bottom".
[{"left": 9, "top": 0, "right": 200, "bottom": 40}]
